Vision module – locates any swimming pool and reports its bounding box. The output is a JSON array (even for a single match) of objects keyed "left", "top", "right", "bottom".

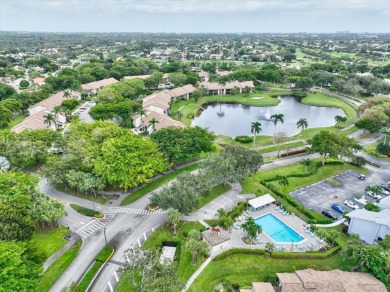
[{"left": 254, "top": 213, "right": 305, "bottom": 243}]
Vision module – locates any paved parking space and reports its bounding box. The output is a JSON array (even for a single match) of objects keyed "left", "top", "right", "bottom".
[{"left": 289, "top": 168, "right": 389, "bottom": 217}]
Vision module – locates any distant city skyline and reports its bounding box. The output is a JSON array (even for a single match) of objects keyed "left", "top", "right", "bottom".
[{"left": 1, "top": 0, "right": 389, "bottom": 33}]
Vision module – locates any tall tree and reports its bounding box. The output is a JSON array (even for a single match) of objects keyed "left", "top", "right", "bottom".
[
  {"left": 251, "top": 121, "right": 262, "bottom": 146},
  {"left": 309, "top": 131, "right": 362, "bottom": 165},
  {"left": 149, "top": 118, "right": 159, "bottom": 132},
  {"left": 167, "top": 208, "right": 181, "bottom": 237},
  {"left": 43, "top": 113, "right": 56, "bottom": 129},
  {"left": 297, "top": 118, "right": 308, "bottom": 131},
  {"left": 241, "top": 217, "right": 262, "bottom": 241},
  {"left": 185, "top": 230, "right": 210, "bottom": 264},
  {"left": 335, "top": 115, "right": 347, "bottom": 124}
]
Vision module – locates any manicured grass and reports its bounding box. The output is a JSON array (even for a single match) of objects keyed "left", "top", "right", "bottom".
[
  {"left": 301, "top": 93, "right": 357, "bottom": 127},
  {"left": 77, "top": 245, "right": 114, "bottom": 292},
  {"left": 188, "top": 254, "right": 352, "bottom": 291},
  {"left": 142, "top": 221, "right": 207, "bottom": 282},
  {"left": 6, "top": 113, "right": 26, "bottom": 129},
  {"left": 115, "top": 273, "right": 136, "bottom": 292},
  {"left": 30, "top": 226, "right": 69, "bottom": 260},
  {"left": 70, "top": 204, "right": 104, "bottom": 218},
  {"left": 196, "top": 184, "right": 232, "bottom": 210},
  {"left": 259, "top": 141, "right": 306, "bottom": 154},
  {"left": 120, "top": 163, "right": 200, "bottom": 206},
  {"left": 38, "top": 242, "right": 82, "bottom": 292},
  {"left": 364, "top": 139, "right": 390, "bottom": 162}
]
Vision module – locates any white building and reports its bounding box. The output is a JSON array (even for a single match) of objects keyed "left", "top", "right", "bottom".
[
  {"left": 248, "top": 194, "right": 275, "bottom": 211},
  {"left": 379, "top": 196, "right": 390, "bottom": 210},
  {"left": 347, "top": 209, "right": 390, "bottom": 244}
]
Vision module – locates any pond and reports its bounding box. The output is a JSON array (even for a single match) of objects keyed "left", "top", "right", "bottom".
[{"left": 191, "top": 96, "right": 345, "bottom": 137}]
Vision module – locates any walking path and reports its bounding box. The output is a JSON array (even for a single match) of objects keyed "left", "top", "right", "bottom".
[
  {"left": 43, "top": 232, "right": 81, "bottom": 271},
  {"left": 184, "top": 257, "right": 212, "bottom": 291},
  {"left": 316, "top": 218, "right": 346, "bottom": 228}
]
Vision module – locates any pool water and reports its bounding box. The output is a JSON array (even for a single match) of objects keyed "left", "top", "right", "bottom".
[{"left": 254, "top": 213, "right": 304, "bottom": 243}]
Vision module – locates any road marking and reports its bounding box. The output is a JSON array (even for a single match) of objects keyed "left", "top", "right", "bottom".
[
  {"left": 80, "top": 221, "right": 85, "bottom": 224},
  {"left": 107, "top": 281, "right": 113, "bottom": 292},
  {"left": 114, "top": 271, "right": 119, "bottom": 282}
]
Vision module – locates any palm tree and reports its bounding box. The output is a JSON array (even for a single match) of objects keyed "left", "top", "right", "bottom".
[
  {"left": 277, "top": 175, "right": 289, "bottom": 191},
  {"left": 251, "top": 121, "right": 262, "bottom": 146},
  {"left": 63, "top": 90, "right": 71, "bottom": 99},
  {"left": 167, "top": 208, "right": 181, "bottom": 237},
  {"left": 185, "top": 229, "right": 210, "bottom": 264},
  {"left": 296, "top": 118, "right": 308, "bottom": 131},
  {"left": 176, "top": 111, "right": 183, "bottom": 122},
  {"left": 380, "top": 127, "right": 390, "bottom": 145},
  {"left": 149, "top": 118, "right": 159, "bottom": 132},
  {"left": 216, "top": 208, "right": 228, "bottom": 220},
  {"left": 271, "top": 114, "right": 284, "bottom": 143},
  {"left": 138, "top": 109, "right": 146, "bottom": 123},
  {"left": 265, "top": 242, "right": 275, "bottom": 255},
  {"left": 271, "top": 114, "right": 284, "bottom": 128},
  {"left": 43, "top": 113, "right": 56, "bottom": 129},
  {"left": 241, "top": 217, "right": 262, "bottom": 241},
  {"left": 300, "top": 159, "right": 313, "bottom": 172}
]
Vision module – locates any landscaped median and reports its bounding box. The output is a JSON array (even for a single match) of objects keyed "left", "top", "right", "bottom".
[
  {"left": 120, "top": 163, "right": 200, "bottom": 206},
  {"left": 39, "top": 242, "right": 82, "bottom": 291},
  {"left": 70, "top": 204, "right": 104, "bottom": 218},
  {"left": 76, "top": 245, "right": 114, "bottom": 292}
]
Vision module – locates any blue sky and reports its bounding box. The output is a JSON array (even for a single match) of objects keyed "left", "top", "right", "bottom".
[{"left": 1, "top": 0, "right": 389, "bottom": 33}]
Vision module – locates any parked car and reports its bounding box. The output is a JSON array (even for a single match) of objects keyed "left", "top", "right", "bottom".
[
  {"left": 344, "top": 200, "right": 359, "bottom": 210},
  {"left": 366, "top": 191, "right": 382, "bottom": 200},
  {"left": 381, "top": 188, "right": 390, "bottom": 196},
  {"left": 332, "top": 203, "right": 346, "bottom": 214},
  {"left": 358, "top": 174, "right": 366, "bottom": 180},
  {"left": 381, "top": 184, "right": 390, "bottom": 192},
  {"left": 322, "top": 210, "right": 338, "bottom": 220}
]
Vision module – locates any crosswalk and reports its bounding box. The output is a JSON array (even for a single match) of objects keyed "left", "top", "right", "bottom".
[
  {"left": 113, "top": 207, "right": 167, "bottom": 215},
  {"left": 77, "top": 208, "right": 117, "bottom": 239},
  {"left": 76, "top": 207, "right": 166, "bottom": 240}
]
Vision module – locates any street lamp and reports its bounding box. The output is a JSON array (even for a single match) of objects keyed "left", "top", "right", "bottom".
[{"left": 103, "top": 227, "right": 107, "bottom": 246}]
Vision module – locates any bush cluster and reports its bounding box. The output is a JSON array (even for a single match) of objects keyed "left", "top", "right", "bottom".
[
  {"left": 280, "top": 149, "right": 307, "bottom": 157},
  {"left": 234, "top": 135, "right": 254, "bottom": 144},
  {"left": 376, "top": 143, "right": 390, "bottom": 156},
  {"left": 228, "top": 202, "right": 247, "bottom": 220}
]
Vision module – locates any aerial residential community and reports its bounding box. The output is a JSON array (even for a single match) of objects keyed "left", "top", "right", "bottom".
[{"left": 0, "top": 1, "right": 390, "bottom": 292}]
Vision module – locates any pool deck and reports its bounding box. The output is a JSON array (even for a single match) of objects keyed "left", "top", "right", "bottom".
[{"left": 212, "top": 205, "right": 325, "bottom": 256}]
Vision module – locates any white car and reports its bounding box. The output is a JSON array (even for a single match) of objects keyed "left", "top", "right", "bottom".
[
  {"left": 344, "top": 200, "right": 359, "bottom": 210},
  {"left": 366, "top": 191, "right": 382, "bottom": 200}
]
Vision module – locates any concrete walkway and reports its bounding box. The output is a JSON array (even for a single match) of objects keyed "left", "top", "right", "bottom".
[
  {"left": 184, "top": 257, "right": 212, "bottom": 291},
  {"left": 316, "top": 218, "right": 346, "bottom": 228},
  {"left": 43, "top": 232, "right": 81, "bottom": 271}
]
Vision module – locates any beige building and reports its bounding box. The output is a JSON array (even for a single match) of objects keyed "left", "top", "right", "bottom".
[
  {"left": 276, "top": 269, "right": 387, "bottom": 292},
  {"left": 81, "top": 77, "right": 118, "bottom": 95},
  {"left": 200, "top": 81, "right": 255, "bottom": 95},
  {"left": 202, "top": 227, "right": 231, "bottom": 253}
]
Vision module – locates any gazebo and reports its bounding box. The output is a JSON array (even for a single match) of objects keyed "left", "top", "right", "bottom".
[{"left": 248, "top": 194, "right": 275, "bottom": 210}]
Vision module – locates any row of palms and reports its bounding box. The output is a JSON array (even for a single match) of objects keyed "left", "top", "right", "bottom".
[{"left": 250, "top": 114, "right": 309, "bottom": 145}]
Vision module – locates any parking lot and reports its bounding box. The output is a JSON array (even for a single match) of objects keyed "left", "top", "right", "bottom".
[
  {"left": 289, "top": 168, "right": 389, "bottom": 219},
  {"left": 72, "top": 101, "right": 96, "bottom": 123}
]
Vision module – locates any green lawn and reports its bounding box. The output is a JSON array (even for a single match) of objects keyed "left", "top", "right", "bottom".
[
  {"left": 259, "top": 141, "right": 306, "bottom": 154},
  {"left": 196, "top": 184, "right": 232, "bottom": 210},
  {"left": 30, "top": 226, "right": 69, "bottom": 260},
  {"left": 38, "top": 242, "right": 82, "bottom": 292},
  {"left": 188, "top": 254, "right": 352, "bottom": 292},
  {"left": 70, "top": 204, "right": 104, "bottom": 218},
  {"left": 142, "top": 221, "right": 207, "bottom": 282},
  {"left": 243, "top": 160, "right": 369, "bottom": 194},
  {"left": 6, "top": 113, "right": 26, "bottom": 130},
  {"left": 115, "top": 273, "right": 135, "bottom": 292},
  {"left": 120, "top": 163, "right": 200, "bottom": 206},
  {"left": 364, "top": 138, "right": 390, "bottom": 161},
  {"left": 301, "top": 93, "right": 357, "bottom": 127}
]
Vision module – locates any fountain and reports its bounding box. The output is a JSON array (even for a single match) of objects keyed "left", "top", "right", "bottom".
[{"left": 265, "top": 109, "right": 271, "bottom": 120}]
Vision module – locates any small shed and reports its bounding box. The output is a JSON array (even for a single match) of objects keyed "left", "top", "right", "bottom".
[
  {"left": 202, "top": 227, "right": 231, "bottom": 253},
  {"left": 248, "top": 194, "right": 275, "bottom": 210}
]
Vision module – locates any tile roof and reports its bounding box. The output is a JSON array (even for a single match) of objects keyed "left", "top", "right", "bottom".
[{"left": 81, "top": 78, "right": 118, "bottom": 90}]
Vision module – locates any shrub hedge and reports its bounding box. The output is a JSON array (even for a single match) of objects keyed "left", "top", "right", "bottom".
[
  {"left": 214, "top": 248, "right": 267, "bottom": 261},
  {"left": 234, "top": 135, "right": 254, "bottom": 144}
]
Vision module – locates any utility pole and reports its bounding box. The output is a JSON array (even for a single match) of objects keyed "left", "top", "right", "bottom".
[{"left": 103, "top": 228, "right": 107, "bottom": 246}]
